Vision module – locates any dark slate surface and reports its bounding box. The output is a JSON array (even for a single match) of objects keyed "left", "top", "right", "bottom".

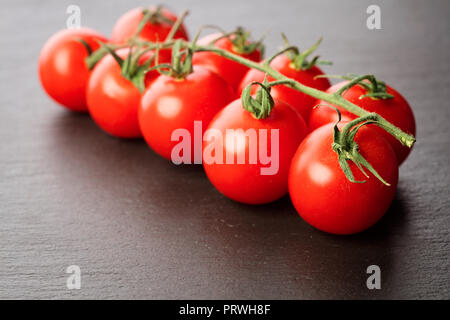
[{"left": 0, "top": 0, "right": 449, "bottom": 299}]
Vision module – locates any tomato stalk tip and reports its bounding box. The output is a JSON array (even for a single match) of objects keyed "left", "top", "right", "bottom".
[{"left": 331, "top": 110, "right": 392, "bottom": 185}]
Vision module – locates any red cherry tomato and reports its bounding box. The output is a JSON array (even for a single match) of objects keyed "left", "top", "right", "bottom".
[
  {"left": 238, "top": 55, "right": 330, "bottom": 121},
  {"left": 86, "top": 48, "right": 169, "bottom": 138},
  {"left": 139, "top": 66, "right": 233, "bottom": 161},
  {"left": 192, "top": 33, "right": 262, "bottom": 92},
  {"left": 289, "top": 123, "right": 399, "bottom": 235},
  {"left": 38, "top": 28, "right": 107, "bottom": 112},
  {"left": 203, "top": 99, "right": 308, "bottom": 205},
  {"left": 110, "top": 6, "right": 188, "bottom": 44},
  {"left": 309, "top": 81, "right": 416, "bottom": 164}
]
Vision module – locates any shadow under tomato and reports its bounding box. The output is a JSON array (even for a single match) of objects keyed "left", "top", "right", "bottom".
[
  {"left": 191, "top": 184, "right": 410, "bottom": 298},
  {"left": 282, "top": 187, "right": 410, "bottom": 299}
]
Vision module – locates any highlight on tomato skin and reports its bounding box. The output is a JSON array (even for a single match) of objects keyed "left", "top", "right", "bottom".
[
  {"left": 238, "top": 54, "right": 330, "bottom": 121},
  {"left": 110, "top": 6, "right": 189, "bottom": 44},
  {"left": 38, "top": 28, "right": 108, "bottom": 112},
  {"left": 309, "top": 80, "right": 416, "bottom": 164},
  {"left": 203, "top": 98, "right": 308, "bottom": 205},
  {"left": 288, "top": 123, "right": 399, "bottom": 235},
  {"left": 192, "top": 33, "right": 262, "bottom": 92}
]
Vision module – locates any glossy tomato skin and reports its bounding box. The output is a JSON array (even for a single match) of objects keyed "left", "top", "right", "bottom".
[
  {"left": 192, "top": 33, "right": 262, "bottom": 92},
  {"left": 38, "top": 28, "right": 107, "bottom": 112},
  {"left": 86, "top": 49, "right": 168, "bottom": 138},
  {"left": 110, "top": 6, "right": 188, "bottom": 43},
  {"left": 289, "top": 123, "right": 399, "bottom": 235},
  {"left": 309, "top": 81, "right": 416, "bottom": 164},
  {"left": 238, "top": 54, "right": 330, "bottom": 121},
  {"left": 139, "top": 66, "right": 234, "bottom": 161},
  {"left": 203, "top": 99, "right": 308, "bottom": 205}
]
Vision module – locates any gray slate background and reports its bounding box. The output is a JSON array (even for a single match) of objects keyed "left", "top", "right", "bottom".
[{"left": 0, "top": 0, "right": 449, "bottom": 299}]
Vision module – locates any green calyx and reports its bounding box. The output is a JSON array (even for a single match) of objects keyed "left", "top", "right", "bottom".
[
  {"left": 279, "top": 33, "right": 331, "bottom": 71},
  {"left": 230, "top": 27, "right": 265, "bottom": 56},
  {"left": 203, "top": 26, "right": 265, "bottom": 56},
  {"left": 102, "top": 44, "right": 154, "bottom": 93},
  {"left": 241, "top": 78, "right": 294, "bottom": 119},
  {"left": 146, "top": 39, "right": 194, "bottom": 79},
  {"left": 330, "top": 108, "right": 391, "bottom": 186},
  {"left": 241, "top": 81, "right": 274, "bottom": 119},
  {"left": 326, "top": 74, "right": 394, "bottom": 100}
]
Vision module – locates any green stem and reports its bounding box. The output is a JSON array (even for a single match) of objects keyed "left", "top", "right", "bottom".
[
  {"left": 266, "top": 79, "right": 296, "bottom": 88},
  {"left": 264, "top": 46, "right": 298, "bottom": 65},
  {"left": 335, "top": 74, "right": 373, "bottom": 96},
  {"left": 191, "top": 44, "right": 415, "bottom": 148},
  {"left": 241, "top": 81, "right": 274, "bottom": 119},
  {"left": 341, "top": 114, "right": 374, "bottom": 137},
  {"left": 133, "top": 9, "right": 153, "bottom": 39},
  {"left": 165, "top": 10, "right": 189, "bottom": 43}
]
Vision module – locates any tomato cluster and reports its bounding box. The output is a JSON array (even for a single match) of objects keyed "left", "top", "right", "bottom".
[{"left": 38, "top": 6, "right": 416, "bottom": 235}]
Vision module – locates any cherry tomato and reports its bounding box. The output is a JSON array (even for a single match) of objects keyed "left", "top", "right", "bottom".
[
  {"left": 309, "top": 81, "right": 416, "bottom": 164},
  {"left": 238, "top": 54, "right": 330, "bottom": 121},
  {"left": 203, "top": 99, "right": 308, "bottom": 205},
  {"left": 289, "top": 123, "right": 399, "bottom": 235},
  {"left": 38, "top": 28, "right": 107, "bottom": 112},
  {"left": 110, "top": 6, "right": 188, "bottom": 44},
  {"left": 139, "top": 66, "right": 233, "bottom": 161},
  {"left": 86, "top": 48, "right": 169, "bottom": 138},
  {"left": 192, "top": 33, "right": 262, "bottom": 92}
]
